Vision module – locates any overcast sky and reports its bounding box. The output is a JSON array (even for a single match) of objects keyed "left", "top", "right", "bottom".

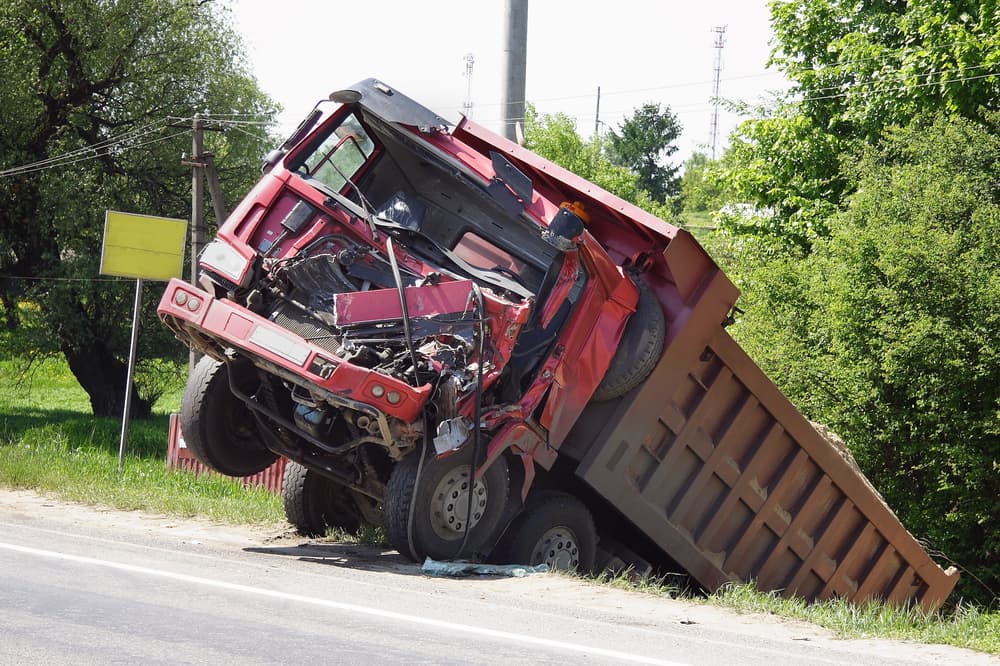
[{"left": 228, "top": 0, "right": 788, "bottom": 167}]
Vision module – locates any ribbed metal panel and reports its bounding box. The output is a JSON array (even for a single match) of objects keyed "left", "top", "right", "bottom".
[{"left": 166, "top": 413, "right": 286, "bottom": 494}]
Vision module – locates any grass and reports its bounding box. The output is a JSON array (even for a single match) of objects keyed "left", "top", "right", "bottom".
[
  {"left": 586, "top": 567, "right": 999, "bottom": 655},
  {"left": 710, "top": 582, "right": 1000, "bottom": 655},
  {"left": 0, "top": 355, "right": 283, "bottom": 525},
  {"left": 2, "top": 354, "right": 998, "bottom": 655}
]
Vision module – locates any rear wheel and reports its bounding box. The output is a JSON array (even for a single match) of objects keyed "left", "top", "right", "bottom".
[
  {"left": 180, "top": 356, "right": 278, "bottom": 476},
  {"left": 282, "top": 461, "right": 362, "bottom": 537},
  {"left": 495, "top": 490, "right": 597, "bottom": 573},
  {"left": 384, "top": 446, "right": 509, "bottom": 562}
]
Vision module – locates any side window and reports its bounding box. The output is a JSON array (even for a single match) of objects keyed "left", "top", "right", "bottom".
[{"left": 294, "top": 114, "right": 375, "bottom": 192}]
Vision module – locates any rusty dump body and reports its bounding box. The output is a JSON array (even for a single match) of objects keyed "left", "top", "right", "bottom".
[
  {"left": 160, "top": 78, "right": 957, "bottom": 610},
  {"left": 561, "top": 257, "right": 960, "bottom": 611}
]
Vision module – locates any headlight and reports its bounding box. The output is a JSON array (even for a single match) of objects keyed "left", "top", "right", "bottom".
[{"left": 200, "top": 240, "right": 251, "bottom": 284}]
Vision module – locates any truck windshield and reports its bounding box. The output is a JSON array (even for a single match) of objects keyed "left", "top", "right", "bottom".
[{"left": 288, "top": 114, "right": 375, "bottom": 194}]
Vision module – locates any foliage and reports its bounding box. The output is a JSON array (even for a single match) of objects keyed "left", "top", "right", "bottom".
[
  {"left": 725, "top": 114, "right": 1000, "bottom": 603},
  {"left": 718, "top": 0, "right": 1000, "bottom": 250},
  {"left": 605, "top": 102, "right": 683, "bottom": 208},
  {"left": 770, "top": 0, "right": 1000, "bottom": 141},
  {"left": 679, "top": 152, "right": 723, "bottom": 214},
  {"left": 0, "top": 0, "right": 278, "bottom": 416},
  {"left": 523, "top": 106, "right": 642, "bottom": 203},
  {"left": 713, "top": 106, "right": 849, "bottom": 252}
]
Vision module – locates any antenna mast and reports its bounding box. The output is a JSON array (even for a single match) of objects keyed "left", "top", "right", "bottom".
[
  {"left": 709, "top": 25, "right": 727, "bottom": 159},
  {"left": 462, "top": 53, "right": 475, "bottom": 118}
]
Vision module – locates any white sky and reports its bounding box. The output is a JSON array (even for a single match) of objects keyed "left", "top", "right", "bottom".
[{"left": 228, "top": 0, "right": 788, "bottom": 168}]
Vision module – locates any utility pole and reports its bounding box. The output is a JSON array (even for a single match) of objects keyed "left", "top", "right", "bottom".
[
  {"left": 594, "top": 85, "right": 602, "bottom": 139},
  {"left": 709, "top": 25, "right": 727, "bottom": 159},
  {"left": 501, "top": 0, "right": 528, "bottom": 142},
  {"left": 189, "top": 114, "right": 206, "bottom": 288},
  {"left": 188, "top": 115, "right": 205, "bottom": 370},
  {"left": 175, "top": 114, "right": 228, "bottom": 370},
  {"left": 462, "top": 53, "right": 475, "bottom": 118}
]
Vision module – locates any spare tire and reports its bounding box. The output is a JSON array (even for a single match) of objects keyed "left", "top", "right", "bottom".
[{"left": 590, "top": 277, "right": 665, "bottom": 402}]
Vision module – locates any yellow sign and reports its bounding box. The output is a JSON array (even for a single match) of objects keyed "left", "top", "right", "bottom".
[{"left": 100, "top": 210, "right": 187, "bottom": 281}]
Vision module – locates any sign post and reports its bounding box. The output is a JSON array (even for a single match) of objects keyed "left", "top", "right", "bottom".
[{"left": 100, "top": 210, "right": 187, "bottom": 472}]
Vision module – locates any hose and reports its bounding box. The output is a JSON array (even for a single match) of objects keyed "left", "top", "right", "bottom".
[
  {"left": 385, "top": 236, "right": 421, "bottom": 387},
  {"left": 453, "top": 282, "right": 486, "bottom": 559}
]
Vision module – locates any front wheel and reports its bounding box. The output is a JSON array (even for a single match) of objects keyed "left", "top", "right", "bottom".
[
  {"left": 180, "top": 356, "right": 278, "bottom": 477},
  {"left": 384, "top": 446, "right": 509, "bottom": 562},
  {"left": 494, "top": 490, "right": 597, "bottom": 573}
]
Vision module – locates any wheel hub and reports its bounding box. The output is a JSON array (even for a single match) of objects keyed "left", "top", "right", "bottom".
[
  {"left": 531, "top": 527, "right": 580, "bottom": 571},
  {"left": 430, "top": 465, "right": 488, "bottom": 540}
]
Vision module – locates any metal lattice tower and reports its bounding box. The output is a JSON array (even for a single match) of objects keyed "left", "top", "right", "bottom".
[
  {"left": 462, "top": 53, "right": 475, "bottom": 118},
  {"left": 709, "top": 25, "right": 727, "bottom": 159}
]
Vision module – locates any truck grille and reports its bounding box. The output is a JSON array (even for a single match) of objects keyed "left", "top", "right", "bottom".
[{"left": 270, "top": 305, "right": 344, "bottom": 358}]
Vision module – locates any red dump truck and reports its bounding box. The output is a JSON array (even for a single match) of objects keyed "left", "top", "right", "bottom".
[{"left": 157, "top": 79, "right": 958, "bottom": 609}]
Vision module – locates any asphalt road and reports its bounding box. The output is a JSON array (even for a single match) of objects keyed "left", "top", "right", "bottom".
[{"left": 0, "top": 490, "right": 995, "bottom": 665}]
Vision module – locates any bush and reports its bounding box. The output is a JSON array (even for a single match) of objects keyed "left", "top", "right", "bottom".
[{"left": 724, "top": 114, "right": 1000, "bottom": 603}]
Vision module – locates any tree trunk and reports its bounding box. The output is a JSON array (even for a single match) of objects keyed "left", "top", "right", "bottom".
[{"left": 61, "top": 339, "right": 151, "bottom": 419}]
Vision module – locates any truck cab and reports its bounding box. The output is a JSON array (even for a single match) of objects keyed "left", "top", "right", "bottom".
[{"left": 159, "top": 78, "right": 660, "bottom": 562}]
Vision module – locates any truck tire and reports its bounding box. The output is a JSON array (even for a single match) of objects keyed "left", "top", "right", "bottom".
[
  {"left": 384, "top": 446, "right": 509, "bottom": 562},
  {"left": 180, "top": 356, "right": 278, "bottom": 477},
  {"left": 590, "top": 277, "right": 665, "bottom": 402},
  {"left": 282, "top": 461, "right": 362, "bottom": 537},
  {"left": 495, "top": 490, "right": 597, "bottom": 573}
]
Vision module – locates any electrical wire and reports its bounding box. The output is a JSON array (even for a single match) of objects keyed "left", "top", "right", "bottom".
[
  {"left": 0, "top": 128, "right": 189, "bottom": 178},
  {"left": 0, "top": 121, "right": 169, "bottom": 177}
]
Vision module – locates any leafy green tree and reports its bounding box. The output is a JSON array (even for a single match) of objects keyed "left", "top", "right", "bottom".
[
  {"left": 0, "top": 0, "right": 277, "bottom": 416},
  {"left": 524, "top": 107, "right": 641, "bottom": 203},
  {"left": 680, "top": 151, "right": 722, "bottom": 213},
  {"left": 727, "top": 114, "right": 1000, "bottom": 602},
  {"left": 718, "top": 0, "right": 1000, "bottom": 251},
  {"left": 771, "top": 0, "right": 1000, "bottom": 141},
  {"left": 714, "top": 106, "right": 848, "bottom": 253},
  {"left": 606, "top": 103, "right": 682, "bottom": 207}
]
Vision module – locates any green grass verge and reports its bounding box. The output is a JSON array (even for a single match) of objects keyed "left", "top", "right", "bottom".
[
  {"left": 0, "top": 355, "right": 283, "bottom": 525},
  {"left": 587, "top": 568, "right": 998, "bottom": 655},
  {"left": 710, "top": 582, "right": 999, "bottom": 655}
]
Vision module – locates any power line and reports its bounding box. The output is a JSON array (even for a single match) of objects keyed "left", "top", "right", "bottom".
[
  {"left": 0, "top": 274, "right": 125, "bottom": 283},
  {"left": 0, "top": 129, "right": 190, "bottom": 178},
  {"left": 0, "top": 114, "right": 274, "bottom": 179},
  {"left": 0, "top": 121, "right": 167, "bottom": 177}
]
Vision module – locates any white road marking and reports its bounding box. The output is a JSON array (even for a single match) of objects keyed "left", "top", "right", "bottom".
[{"left": 0, "top": 541, "right": 686, "bottom": 666}]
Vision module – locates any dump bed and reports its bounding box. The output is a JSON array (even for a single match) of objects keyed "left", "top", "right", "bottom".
[{"left": 563, "top": 257, "right": 959, "bottom": 612}]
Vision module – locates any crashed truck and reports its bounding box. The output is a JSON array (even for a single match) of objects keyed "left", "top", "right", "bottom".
[{"left": 157, "top": 78, "right": 958, "bottom": 610}]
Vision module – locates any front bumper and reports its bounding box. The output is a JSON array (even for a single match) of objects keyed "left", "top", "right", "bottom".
[{"left": 157, "top": 278, "right": 431, "bottom": 423}]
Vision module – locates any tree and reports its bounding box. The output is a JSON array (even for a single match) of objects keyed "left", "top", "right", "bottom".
[
  {"left": 713, "top": 106, "right": 848, "bottom": 253},
  {"left": 524, "top": 106, "right": 641, "bottom": 203},
  {"left": 0, "top": 0, "right": 277, "bottom": 416},
  {"left": 605, "top": 103, "right": 682, "bottom": 206},
  {"left": 717, "top": 0, "right": 1000, "bottom": 251},
  {"left": 770, "top": 0, "right": 1000, "bottom": 142},
  {"left": 727, "top": 114, "right": 1000, "bottom": 602},
  {"left": 679, "top": 152, "right": 722, "bottom": 213}
]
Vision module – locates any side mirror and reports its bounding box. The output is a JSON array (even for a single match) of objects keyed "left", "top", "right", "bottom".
[{"left": 543, "top": 202, "right": 588, "bottom": 251}]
